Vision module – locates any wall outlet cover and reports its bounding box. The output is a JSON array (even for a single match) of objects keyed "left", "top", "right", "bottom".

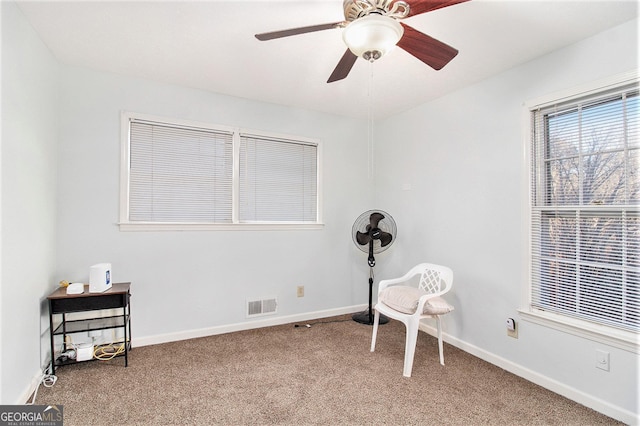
[{"left": 596, "top": 349, "right": 610, "bottom": 371}]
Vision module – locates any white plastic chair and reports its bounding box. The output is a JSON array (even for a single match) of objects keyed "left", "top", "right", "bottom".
[{"left": 370, "top": 263, "right": 454, "bottom": 377}]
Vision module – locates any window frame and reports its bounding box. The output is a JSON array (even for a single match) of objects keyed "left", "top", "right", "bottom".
[
  {"left": 521, "top": 71, "right": 639, "bottom": 353},
  {"left": 119, "top": 111, "right": 323, "bottom": 231}
]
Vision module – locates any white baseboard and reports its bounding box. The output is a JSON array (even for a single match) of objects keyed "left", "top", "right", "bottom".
[
  {"left": 418, "top": 323, "right": 638, "bottom": 425},
  {"left": 133, "top": 304, "right": 367, "bottom": 348},
  {"left": 18, "top": 368, "right": 45, "bottom": 404}
]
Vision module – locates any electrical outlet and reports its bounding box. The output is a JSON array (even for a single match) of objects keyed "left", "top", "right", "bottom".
[
  {"left": 297, "top": 286, "right": 304, "bottom": 298},
  {"left": 506, "top": 318, "right": 518, "bottom": 338},
  {"left": 596, "top": 349, "right": 610, "bottom": 371}
]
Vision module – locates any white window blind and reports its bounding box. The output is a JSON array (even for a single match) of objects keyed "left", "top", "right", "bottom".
[
  {"left": 239, "top": 134, "right": 318, "bottom": 222},
  {"left": 121, "top": 112, "right": 321, "bottom": 229},
  {"left": 530, "top": 85, "right": 639, "bottom": 332},
  {"left": 129, "top": 120, "right": 233, "bottom": 223}
]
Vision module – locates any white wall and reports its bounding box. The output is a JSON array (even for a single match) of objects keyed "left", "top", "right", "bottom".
[
  {"left": 375, "top": 18, "right": 638, "bottom": 422},
  {"left": 1, "top": 2, "right": 59, "bottom": 404},
  {"left": 54, "top": 66, "right": 374, "bottom": 342}
]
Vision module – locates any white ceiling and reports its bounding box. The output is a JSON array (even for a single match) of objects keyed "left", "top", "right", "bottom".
[{"left": 16, "top": 0, "right": 639, "bottom": 119}]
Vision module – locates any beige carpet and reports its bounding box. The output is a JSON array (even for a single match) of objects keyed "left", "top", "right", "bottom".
[{"left": 35, "top": 315, "right": 621, "bottom": 425}]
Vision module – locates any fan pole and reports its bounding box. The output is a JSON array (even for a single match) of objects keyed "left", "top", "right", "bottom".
[{"left": 352, "top": 266, "right": 389, "bottom": 325}]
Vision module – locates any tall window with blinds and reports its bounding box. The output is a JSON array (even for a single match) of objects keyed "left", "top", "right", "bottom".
[
  {"left": 121, "top": 113, "right": 321, "bottom": 229},
  {"left": 530, "top": 83, "right": 639, "bottom": 333}
]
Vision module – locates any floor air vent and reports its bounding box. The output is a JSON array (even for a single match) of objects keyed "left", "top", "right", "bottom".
[{"left": 247, "top": 298, "right": 277, "bottom": 317}]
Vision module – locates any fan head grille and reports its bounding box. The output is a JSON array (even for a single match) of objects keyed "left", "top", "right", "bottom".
[{"left": 352, "top": 209, "right": 397, "bottom": 254}]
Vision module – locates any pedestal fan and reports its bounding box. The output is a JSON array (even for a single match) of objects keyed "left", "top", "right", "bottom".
[{"left": 352, "top": 210, "right": 397, "bottom": 325}]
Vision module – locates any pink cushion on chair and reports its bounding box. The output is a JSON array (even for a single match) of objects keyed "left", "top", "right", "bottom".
[{"left": 380, "top": 285, "right": 454, "bottom": 315}]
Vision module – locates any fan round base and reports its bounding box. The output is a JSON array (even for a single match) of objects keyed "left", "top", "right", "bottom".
[{"left": 352, "top": 311, "right": 389, "bottom": 325}]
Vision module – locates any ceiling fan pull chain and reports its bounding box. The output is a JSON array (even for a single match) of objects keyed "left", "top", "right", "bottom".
[{"left": 367, "top": 60, "right": 375, "bottom": 179}]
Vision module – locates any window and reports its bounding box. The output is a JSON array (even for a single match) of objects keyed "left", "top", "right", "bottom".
[
  {"left": 120, "top": 112, "right": 321, "bottom": 230},
  {"left": 128, "top": 119, "right": 234, "bottom": 223},
  {"left": 239, "top": 134, "right": 317, "bottom": 222},
  {"left": 527, "top": 74, "right": 639, "bottom": 344}
]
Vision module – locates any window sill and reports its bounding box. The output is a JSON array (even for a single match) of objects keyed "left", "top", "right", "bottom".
[
  {"left": 118, "top": 222, "right": 325, "bottom": 231},
  {"left": 519, "top": 308, "right": 639, "bottom": 354}
]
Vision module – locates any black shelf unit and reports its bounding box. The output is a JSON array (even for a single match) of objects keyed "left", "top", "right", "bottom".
[{"left": 47, "top": 282, "right": 131, "bottom": 375}]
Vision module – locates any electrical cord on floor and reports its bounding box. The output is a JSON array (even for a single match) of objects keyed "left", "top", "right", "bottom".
[
  {"left": 93, "top": 342, "right": 125, "bottom": 360},
  {"left": 293, "top": 318, "right": 353, "bottom": 328},
  {"left": 27, "top": 365, "right": 57, "bottom": 405}
]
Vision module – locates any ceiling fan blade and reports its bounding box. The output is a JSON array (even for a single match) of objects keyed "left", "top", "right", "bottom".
[
  {"left": 379, "top": 231, "right": 394, "bottom": 247},
  {"left": 327, "top": 49, "right": 358, "bottom": 83},
  {"left": 255, "top": 21, "right": 345, "bottom": 41},
  {"left": 397, "top": 23, "right": 459, "bottom": 70},
  {"left": 356, "top": 230, "right": 372, "bottom": 246},
  {"left": 369, "top": 212, "right": 385, "bottom": 229},
  {"left": 402, "top": 0, "right": 470, "bottom": 17}
]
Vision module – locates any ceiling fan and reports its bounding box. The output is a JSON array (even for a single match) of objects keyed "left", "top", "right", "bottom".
[{"left": 255, "top": 0, "right": 470, "bottom": 83}]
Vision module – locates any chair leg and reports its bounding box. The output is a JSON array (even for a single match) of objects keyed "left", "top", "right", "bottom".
[
  {"left": 370, "top": 309, "right": 380, "bottom": 352},
  {"left": 436, "top": 316, "right": 444, "bottom": 366},
  {"left": 403, "top": 320, "right": 419, "bottom": 377}
]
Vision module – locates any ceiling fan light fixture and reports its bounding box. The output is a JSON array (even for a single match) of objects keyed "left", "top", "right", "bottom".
[{"left": 342, "top": 14, "right": 404, "bottom": 61}]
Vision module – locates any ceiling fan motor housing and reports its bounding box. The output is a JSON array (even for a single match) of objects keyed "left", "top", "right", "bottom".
[{"left": 342, "top": 0, "right": 410, "bottom": 21}]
